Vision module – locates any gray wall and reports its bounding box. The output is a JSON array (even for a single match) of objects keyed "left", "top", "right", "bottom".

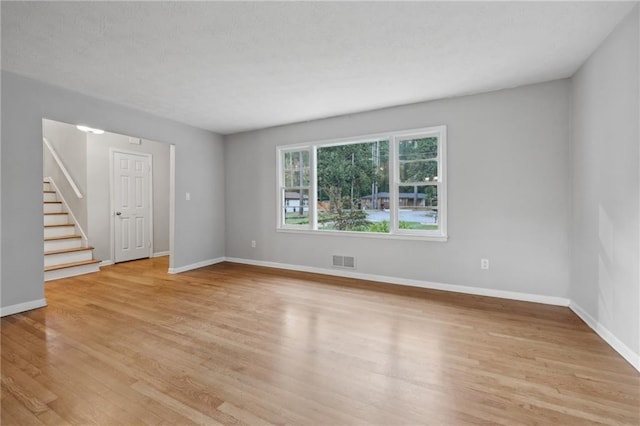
[
  {"left": 225, "top": 80, "right": 572, "bottom": 298},
  {"left": 43, "top": 119, "right": 88, "bottom": 233},
  {"left": 570, "top": 6, "right": 639, "bottom": 355},
  {"left": 86, "top": 131, "right": 170, "bottom": 261},
  {"left": 0, "top": 71, "right": 225, "bottom": 309}
]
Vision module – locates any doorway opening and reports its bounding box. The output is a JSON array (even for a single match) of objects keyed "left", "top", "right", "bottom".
[{"left": 42, "top": 118, "right": 175, "bottom": 279}]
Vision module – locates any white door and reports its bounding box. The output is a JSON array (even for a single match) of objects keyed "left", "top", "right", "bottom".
[{"left": 113, "top": 151, "right": 152, "bottom": 263}]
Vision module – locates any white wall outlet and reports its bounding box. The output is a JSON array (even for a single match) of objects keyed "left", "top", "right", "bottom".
[
  {"left": 251, "top": 240, "right": 256, "bottom": 248},
  {"left": 185, "top": 192, "right": 191, "bottom": 201},
  {"left": 481, "top": 258, "right": 489, "bottom": 270}
]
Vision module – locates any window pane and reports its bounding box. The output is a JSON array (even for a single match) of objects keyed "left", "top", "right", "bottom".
[
  {"left": 284, "top": 170, "right": 299, "bottom": 187},
  {"left": 283, "top": 188, "right": 309, "bottom": 225},
  {"left": 398, "top": 137, "right": 439, "bottom": 183},
  {"left": 399, "top": 159, "right": 438, "bottom": 183},
  {"left": 283, "top": 150, "right": 310, "bottom": 186},
  {"left": 398, "top": 137, "right": 438, "bottom": 161},
  {"left": 317, "top": 140, "right": 389, "bottom": 232},
  {"left": 397, "top": 185, "right": 439, "bottom": 231}
]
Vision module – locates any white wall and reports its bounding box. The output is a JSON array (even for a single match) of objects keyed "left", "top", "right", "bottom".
[
  {"left": 0, "top": 71, "right": 225, "bottom": 312},
  {"left": 86, "top": 132, "right": 170, "bottom": 261},
  {"left": 43, "top": 119, "right": 89, "bottom": 232},
  {"left": 225, "top": 80, "right": 572, "bottom": 300},
  {"left": 570, "top": 6, "right": 640, "bottom": 363}
]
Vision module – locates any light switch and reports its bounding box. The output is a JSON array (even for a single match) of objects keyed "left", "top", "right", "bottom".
[{"left": 186, "top": 192, "right": 191, "bottom": 201}]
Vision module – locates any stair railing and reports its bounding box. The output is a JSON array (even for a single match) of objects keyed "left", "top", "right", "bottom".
[{"left": 42, "top": 137, "right": 83, "bottom": 199}]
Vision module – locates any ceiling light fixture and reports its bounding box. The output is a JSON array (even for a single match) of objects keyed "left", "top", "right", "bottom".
[{"left": 76, "top": 125, "right": 104, "bottom": 134}]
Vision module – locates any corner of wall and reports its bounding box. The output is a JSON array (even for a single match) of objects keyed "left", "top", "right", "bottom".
[
  {"left": 569, "top": 301, "right": 640, "bottom": 372},
  {"left": 568, "top": 4, "right": 640, "bottom": 371}
]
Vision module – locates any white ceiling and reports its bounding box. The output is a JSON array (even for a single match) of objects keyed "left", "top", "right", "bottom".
[{"left": 1, "top": 2, "right": 635, "bottom": 135}]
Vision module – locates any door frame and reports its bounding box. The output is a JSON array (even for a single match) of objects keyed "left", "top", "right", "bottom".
[{"left": 109, "top": 148, "right": 154, "bottom": 263}]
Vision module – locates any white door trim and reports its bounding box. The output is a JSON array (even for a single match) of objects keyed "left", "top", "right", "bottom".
[{"left": 109, "top": 148, "right": 154, "bottom": 263}]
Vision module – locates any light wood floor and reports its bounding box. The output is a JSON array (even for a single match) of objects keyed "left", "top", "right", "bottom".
[{"left": 1, "top": 257, "right": 639, "bottom": 425}]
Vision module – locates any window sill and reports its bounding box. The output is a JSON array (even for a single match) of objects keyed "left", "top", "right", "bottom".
[{"left": 276, "top": 227, "right": 448, "bottom": 242}]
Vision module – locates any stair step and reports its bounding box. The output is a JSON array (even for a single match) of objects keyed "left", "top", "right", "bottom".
[
  {"left": 45, "top": 246, "right": 94, "bottom": 256},
  {"left": 44, "top": 213, "right": 70, "bottom": 226},
  {"left": 44, "top": 192, "right": 58, "bottom": 202},
  {"left": 45, "top": 259, "right": 100, "bottom": 272},
  {"left": 45, "top": 247, "right": 94, "bottom": 268},
  {"left": 45, "top": 234, "right": 82, "bottom": 241},
  {"left": 44, "top": 202, "right": 64, "bottom": 213},
  {"left": 44, "top": 224, "right": 76, "bottom": 238},
  {"left": 44, "top": 190, "right": 56, "bottom": 193},
  {"left": 45, "top": 235, "right": 83, "bottom": 251}
]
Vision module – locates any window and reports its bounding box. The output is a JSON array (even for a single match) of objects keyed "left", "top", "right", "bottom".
[
  {"left": 317, "top": 139, "right": 389, "bottom": 232},
  {"left": 280, "top": 150, "right": 310, "bottom": 226},
  {"left": 277, "top": 125, "right": 446, "bottom": 240}
]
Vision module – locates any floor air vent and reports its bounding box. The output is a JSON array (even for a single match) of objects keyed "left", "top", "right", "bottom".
[{"left": 332, "top": 255, "right": 355, "bottom": 269}]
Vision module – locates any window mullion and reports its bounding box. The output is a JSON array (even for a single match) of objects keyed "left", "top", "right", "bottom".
[
  {"left": 389, "top": 137, "right": 398, "bottom": 234},
  {"left": 438, "top": 126, "right": 447, "bottom": 237},
  {"left": 277, "top": 152, "right": 283, "bottom": 228},
  {"left": 310, "top": 147, "right": 318, "bottom": 230}
]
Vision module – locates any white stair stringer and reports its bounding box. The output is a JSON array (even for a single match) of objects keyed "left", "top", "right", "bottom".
[{"left": 43, "top": 179, "right": 100, "bottom": 281}]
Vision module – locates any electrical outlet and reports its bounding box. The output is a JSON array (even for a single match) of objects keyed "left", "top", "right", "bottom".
[
  {"left": 185, "top": 192, "right": 191, "bottom": 201},
  {"left": 481, "top": 258, "right": 489, "bottom": 270},
  {"left": 251, "top": 240, "right": 256, "bottom": 248}
]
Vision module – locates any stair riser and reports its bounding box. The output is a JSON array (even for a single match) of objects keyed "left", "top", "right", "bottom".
[
  {"left": 44, "top": 214, "right": 69, "bottom": 226},
  {"left": 45, "top": 250, "right": 93, "bottom": 267},
  {"left": 43, "top": 193, "right": 58, "bottom": 202},
  {"left": 44, "top": 203, "right": 64, "bottom": 214},
  {"left": 44, "top": 226, "right": 76, "bottom": 238},
  {"left": 45, "top": 263, "right": 100, "bottom": 282},
  {"left": 45, "top": 239, "right": 82, "bottom": 251},
  {"left": 43, "top": 182, "right": 52, "bottom": 191}
]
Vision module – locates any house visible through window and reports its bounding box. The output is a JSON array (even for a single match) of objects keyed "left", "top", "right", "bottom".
[{"left": 277, "top": 125, "right": 447, "bottom": 240}]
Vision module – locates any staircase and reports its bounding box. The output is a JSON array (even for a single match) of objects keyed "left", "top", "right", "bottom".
[{"left": 44, "top": 180, "right": 100, "bottom": 281}]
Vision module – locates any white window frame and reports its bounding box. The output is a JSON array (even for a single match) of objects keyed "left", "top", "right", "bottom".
[
  {"left": 276, "top": 125, "right": 447, "bottom": 242},
  {"left": 277, "top": 147, "right": 313, "bottom": 230}
]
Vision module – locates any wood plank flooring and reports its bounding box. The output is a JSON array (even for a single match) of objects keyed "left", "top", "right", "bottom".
[{"left": 1, "top": 257, "right": 639, "bottom": 425}]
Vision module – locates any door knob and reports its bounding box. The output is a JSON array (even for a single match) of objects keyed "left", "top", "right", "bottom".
[{"left": 116, "top": 211, "right": 122, "bottom": 216}]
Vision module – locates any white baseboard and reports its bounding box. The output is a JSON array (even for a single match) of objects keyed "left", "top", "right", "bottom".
[
  {"left": 99, "top": 260, "right": 114, "bottom": 267},
  {"left": 168, "top": 257, "right": 225, "bottom": 274},
  {"left": 0, "top": 299, "right": 47, "bottom": 317},
  {"left": 152, "top": 251, "right": 170, "bottom": 258},
  {"left": 226, "top": 257, "right": 640, "bottom": 371},
  {"left": 569, "top": 301, "right": 640, "bottom": 372},
  {"left": 223, "top": 257, "right": 570, "bottom": 307}
]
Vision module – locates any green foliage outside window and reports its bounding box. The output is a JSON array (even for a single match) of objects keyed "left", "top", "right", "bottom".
[{"left": 317, "top": 140, "right": 389, "bottom": 231}]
